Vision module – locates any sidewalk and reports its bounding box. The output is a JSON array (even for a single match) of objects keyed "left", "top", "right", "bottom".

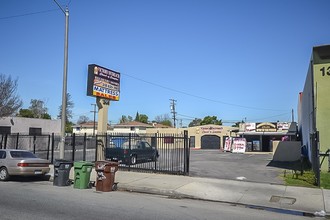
[{"left": 49, "top": 165, "right": 329, "bottom": 217}]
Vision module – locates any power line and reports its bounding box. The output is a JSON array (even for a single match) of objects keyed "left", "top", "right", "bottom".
[
  {"left": 249, "top": 112, "right": 291, "bottom": 122},
  {"left": 0, "top": 8, "right": 60, "bottom": 20},
  {"left": 122, "top": 72, "right": 288, "bottom": 111}
]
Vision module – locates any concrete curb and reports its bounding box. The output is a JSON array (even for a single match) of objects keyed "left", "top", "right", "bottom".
[{"left": 47, "top": 166, "right": 329, "bottom": 218}]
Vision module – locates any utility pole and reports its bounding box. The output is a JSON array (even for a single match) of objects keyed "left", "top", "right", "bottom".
[
  {"left": 54, "top": 0, "right": 69, "bottom": 159},
  {"left": 170, "top": 99, "right": 177, "bottom": 128},
  {"left": 91, "top": 103, "right": 97, "bottom": 136},
  {"left": 291, "top": 108, "right": 294, "bottom": 122}
]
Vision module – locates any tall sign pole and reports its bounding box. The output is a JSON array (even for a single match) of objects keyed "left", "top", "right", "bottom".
[
  {"left": 96, "top": 98, "right": 110, "bottom": 161},
  {"left": 54, "top": 0, "right": 69, "bottom": 159},
  {"left": 87, "top": 64, "right": 120, "bottom": 161}
]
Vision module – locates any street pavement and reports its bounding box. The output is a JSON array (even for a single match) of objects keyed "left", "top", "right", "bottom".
[{"left": 48, "top": 165, "right": 330, "bottom": 218}]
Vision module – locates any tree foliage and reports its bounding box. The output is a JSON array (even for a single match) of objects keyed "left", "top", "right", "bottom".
[
  {"left": 57, "top": 93, "right": 74, "bottom": 133},
  {"left": 232, "top": 121, "right": 243, "bottom": 127},
  {"left": 188, "top": 118, "right": 202, "bottom": 127},
  {"left": 17, "top": 99, "right": 50, "bottom": 119},
  {"left": 135, "top": 112, "right": 148, "bottom": 123},
  {"left": 155, "top": 114, "right": 172, "bottom": 127},
  {"left": 77, "top": 115, "right": 90, "bottom": 124},
  {"left": 200, "top": 116, "right": 222, "bottom": 125},
  {"left": 0, "top": 74, "right": 23, "bottom": 117},
  {"left": 29, "top": 99, "right": 48, "bottom": 118},
  {"left": 17, "top": 108, "right": 51, "bottom": 119},
  {"left": 119, "top": 115, "right": 133, "bottom": 123},
  {"left": 57, "top": 93, "right": 74, "bottom": 123}
]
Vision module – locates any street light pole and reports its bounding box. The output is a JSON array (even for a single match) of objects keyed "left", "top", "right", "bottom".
[{"left": 54, "top": 0, "right": 69, "bottom": 159}]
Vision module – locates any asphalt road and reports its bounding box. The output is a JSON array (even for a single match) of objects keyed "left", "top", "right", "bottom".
[
  {"left": 0, "top": 180, "right": 310, "bottom": 220},
  {"left": 189, "top": 150, "right": 284, "bottom": 184}
]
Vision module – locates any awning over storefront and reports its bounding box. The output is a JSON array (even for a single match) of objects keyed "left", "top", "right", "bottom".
[{"left": 237, "top": 132, "right": 296, "bottom": 136}]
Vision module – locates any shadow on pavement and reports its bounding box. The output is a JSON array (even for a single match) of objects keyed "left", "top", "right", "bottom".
[
  {"left": 6, "top": 175, "right": 51, "bottom": 182},
  {"left": 267, "top": 160, "right": 302, "bottom": 170},
  {"left": 267, "top": 159, "right": 311, "bottom": 174}
]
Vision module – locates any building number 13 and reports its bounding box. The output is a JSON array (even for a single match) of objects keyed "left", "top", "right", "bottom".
[{"left": 320, "top": 66, "right": 330, "bottom": 76}]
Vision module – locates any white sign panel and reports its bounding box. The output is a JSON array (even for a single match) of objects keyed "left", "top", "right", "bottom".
[{"left": 232, "top": 138, "right": 246, "bottom": 153}]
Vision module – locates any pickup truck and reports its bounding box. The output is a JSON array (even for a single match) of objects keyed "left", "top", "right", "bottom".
[{"left": 105, "top": 140, "right": 159, "bottom": 165}]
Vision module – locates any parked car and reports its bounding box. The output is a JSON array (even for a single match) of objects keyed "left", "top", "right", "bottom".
[
  {"left": 105, "top": 140, "right": 159, "bottom": 165},
  {"left": 0, "top": 149, "right": 50, "bottom": 181}
]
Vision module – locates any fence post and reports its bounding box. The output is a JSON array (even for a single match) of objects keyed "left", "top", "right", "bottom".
[
  {"left": 33, "top": 135, "right": 36, "bottom": 154},
  {"left": 51, "top": 133, "right": 55, "bottom": 164},
  {"left": 47, "top": 134, "right": 50, "bottom": 160},
  {"left": 95, "top": 134, "right": 98, "bottom": 162},
  {"left": 128, "top": 133, "right": 131, "bottom": 171},
  {"left": 184, "top": 130, "right": 189, "bottom": 175},
  {"left": 16, "top": 133, "right": 19, "bottom": 149},
  {"left": 72, "top": 133, "right": 76, "bottom": 162},
  {"left": 83, "top": 133, "right": 87, "bottom": 161},
  {"left": 4, "top": 134, "right": 7, "bottom": 149},
  {"left": 154, "top": 133, "right": 158, "bottom": 171}
]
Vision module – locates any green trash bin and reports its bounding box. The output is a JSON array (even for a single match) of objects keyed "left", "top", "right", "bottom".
[{"left": 73, "top": 161, "right": 93, "bottom": 189}]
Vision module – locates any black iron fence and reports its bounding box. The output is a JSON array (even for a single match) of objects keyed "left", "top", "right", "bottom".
[{"left": 0, "top": 131, "right": 189, "bottom": 175}]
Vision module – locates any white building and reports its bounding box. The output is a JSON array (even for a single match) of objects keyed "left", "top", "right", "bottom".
[{"left": 0, "top": 117, "right": 61, "bottom": 135}]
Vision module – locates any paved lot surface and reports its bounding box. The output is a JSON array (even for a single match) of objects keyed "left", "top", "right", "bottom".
[{"left": 189, "top": 150, "right": 285, "bottom": 184}]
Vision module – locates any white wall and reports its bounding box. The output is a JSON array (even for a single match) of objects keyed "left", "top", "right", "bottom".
[{"left": 0, "top": 117, "right": 61, "bottom": 134}]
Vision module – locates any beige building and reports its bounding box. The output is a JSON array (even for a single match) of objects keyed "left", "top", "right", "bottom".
[
  {"left": 73, "top": 121, "right": 235, "bottom": 150},
  {"left": 72, "top": 121, "right": 153, "bottom": 135},
  {"left": 147, "top": 125, "right": 235, "bottom": 149}
]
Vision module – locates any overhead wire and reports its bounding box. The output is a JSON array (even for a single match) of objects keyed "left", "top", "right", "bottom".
[
  {"left": 0, "top": 8, "right": 60, "bottom": 20},
  {"left": 121, "top": 72, "right": 288, "bottom": 112}
]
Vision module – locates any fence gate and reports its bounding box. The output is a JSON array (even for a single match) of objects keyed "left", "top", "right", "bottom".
[{"left": 0, "top": 131, "right": 190, "bottom": 176}]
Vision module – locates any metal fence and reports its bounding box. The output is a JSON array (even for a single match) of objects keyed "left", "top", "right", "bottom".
[{"left": 0, "top": 131, "right": 189, "bottom": 175}]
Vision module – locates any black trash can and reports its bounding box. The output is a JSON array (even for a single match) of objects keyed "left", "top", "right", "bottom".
[{"left": 53, "top": 159, "right": 73, "bottom": 186}]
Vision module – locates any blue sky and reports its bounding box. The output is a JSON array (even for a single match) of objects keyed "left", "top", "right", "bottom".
[{"left": 1, "top": 0, "right": 330, "bottom": 126}]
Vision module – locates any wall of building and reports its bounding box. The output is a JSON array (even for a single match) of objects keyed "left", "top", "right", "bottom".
[
  {"left": 299, "top": 62, "right": 314, "bottom": 160},
  {"left": 298, "top": 45, "right": 330, "bottom": 171},
  {"left": 146, "top": 125, "right": 234, "bottom": 149},
  {"left": 0, "top": 117, "right": 61, "bottom": 135}
]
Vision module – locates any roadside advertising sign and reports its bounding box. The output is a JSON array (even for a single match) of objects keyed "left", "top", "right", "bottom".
[
  {"left": 224, "top": 137, "right": 232, "bottom": 152},
  {"left": 232, "top": 138, "right": 246, "bottom": 153},
  {"left": 87, "top": 64, "right": 120, "bottom": 101}
]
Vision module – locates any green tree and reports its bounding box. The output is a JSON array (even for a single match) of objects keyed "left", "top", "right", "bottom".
[
  {"left": 200, "top": 116, "right": 222, "bottom": 125},
  {"left": 77, "top": 115, "right": 90, "bottom": 124},
  {"left": 232, "top": 121, "right": 243, "bottom": 127},
  {"left": 188, "top": 118, "right": 202, "bottom": 127},
  {"left": 139, "top": 114, "right": 148, "bottom": 123},
  {"left": 57, "top": 93, "right": 74, "bottom": 123},
  {"left": 29, "top": 99, "right": 48, "bottom": 118},
  {"left": 155, "top": 114, "right": 172, "bottom": 127},
  {"left": 66, "top": 121, "right": 74, "bottom": 133},
  {"left": 57, "top": 93, "right": 74, "bottom": 133},
  {"left": 135, "top": 112, "right": 140, "bottom": 121},
  {"left": 17, "top": 109, "right": 34, "bottom": 118},
  {"left": 42, "top": 113, "right": 51, "bottom": 119},
  {"left": 135, "top": 112, "right": 149, "bottom": 123},
  {"left": 17, "top": 108, "right": 51, "bottom": 119},
  {"left": 0, "top": 74, "right": 23, "bottom": 117},
  {"left": 119, "top": 115, "right": 133, "bottom": 123}
]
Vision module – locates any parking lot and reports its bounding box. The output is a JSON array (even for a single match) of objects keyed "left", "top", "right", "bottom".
[{"left": 189, "top": 150, "right": 285, "bottom": 184}]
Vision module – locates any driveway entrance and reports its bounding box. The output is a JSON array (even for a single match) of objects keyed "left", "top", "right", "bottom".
[{"left": 189, "top": 150, "right": 284, "bottom": 184}]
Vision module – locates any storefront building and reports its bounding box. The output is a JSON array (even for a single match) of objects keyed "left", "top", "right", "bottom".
[
  {"left": 147, "top": 125, "right": 235, "bottom": 150},
  {"left": 236, "top": 122, "right": 297, "bottom": 152}
]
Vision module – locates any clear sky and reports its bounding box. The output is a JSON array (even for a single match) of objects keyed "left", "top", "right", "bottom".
[{"left": 1, "top": 0, "right": 330, "bottom": 126}]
